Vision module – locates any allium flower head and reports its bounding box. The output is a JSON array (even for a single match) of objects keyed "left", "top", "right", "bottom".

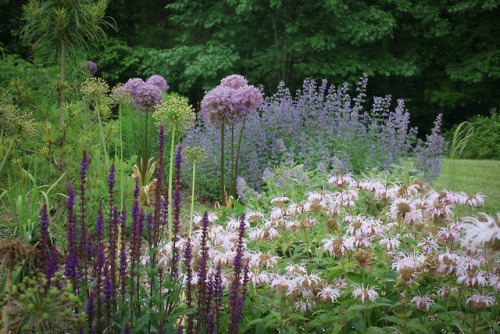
[
  {"left": 221, "top": 74, "right": 248, "bottom": 89},
  {"left": 122, "top": 78, "right": 145, "bottom": 99},
  {"left": 133, "top": 83, "right": 163, "bottom": 114},
  {"left": 201, "top": 75, "right": 263, "bottom": 126},
  {"left": 85, "top": 61, "right": 97, "bottom": 75},
  {"left": 121, "top": 78, "right": 163, "bottom": 113},
  {"left": 146, "top": 75, "right": 169, "bottom": 92}
]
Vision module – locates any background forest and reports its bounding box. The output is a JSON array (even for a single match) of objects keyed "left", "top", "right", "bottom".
[{"left": 1, "top": 0, "right": 499, "bottom": 133}]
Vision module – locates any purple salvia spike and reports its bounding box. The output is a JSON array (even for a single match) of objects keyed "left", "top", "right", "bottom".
[
  {"left": 65, "top": 184, "right": 79, "bottom": 283},
  {"left": 86, "top": 291, "right": 95, "bottom": 334},
  {"left": 45, "top": 244, "right": 58, "bottom": 284},
  {"left": 79, "top": 150, "right": 89, "bottom": 278},
  {"left": 37, "top": 204, "right": 50, "bottom": 273},
  {"left": 95, "top": 202, "right": 104, "bottom": 244}
]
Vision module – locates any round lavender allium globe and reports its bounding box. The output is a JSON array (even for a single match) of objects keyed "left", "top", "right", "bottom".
[
  {"left": 122, "top": 78, "right": 146, "bottom": 100},
  {"left": 121, "top": 78, "right": 163, "bottom": 114},
  {"left": 220, "top": 74, "right": 248, "bottom": 89},
  {"left": 201, "top": 75, "right": 263, "bottom": 126},
  {"left": 146, "top": 75, "right": 170, "bottom": 92},
  {"left": 133, "top": 83, "right": 163, "bottom": 114},
  {"left": 85, "top": 61, "right": 98, "bottom": 75}
]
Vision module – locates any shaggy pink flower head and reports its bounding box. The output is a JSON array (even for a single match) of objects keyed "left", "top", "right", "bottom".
[{"left": 352, "top": 283, "right": 379, "bottom": 303}]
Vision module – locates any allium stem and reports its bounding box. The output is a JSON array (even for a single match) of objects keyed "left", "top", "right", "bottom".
[
  {"left": 96, "top": 102, "right": 109, "bottom": 166},
  {"left": 141, "top": 113, "right": 149, "bottom": 185},
  {"left": 189, "top": 162, "right": 196, "bottom": 236},
  {"left": 119, "top": 104, "right": 124, "bottom": 208},
  {"left": 220, "top": 123, "right": 226, "bottom": 207},
  {"left": 231, "top": 114, "right": 247, "bottom": 198},
  {"left": 167, "top": 126, "right": 176, "bottom": 240}
]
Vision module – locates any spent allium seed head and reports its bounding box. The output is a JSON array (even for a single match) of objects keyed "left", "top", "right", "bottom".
[
  {"left": 146, "top": 74, "right": 169, "bottom": 92},
  {"left": 153, "top": 96, "right": 194, "bottom": 133}
]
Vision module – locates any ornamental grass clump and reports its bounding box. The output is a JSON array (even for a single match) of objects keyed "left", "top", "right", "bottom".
[{"left": 200, "top": 74, "right": 263, "bottom": 206}]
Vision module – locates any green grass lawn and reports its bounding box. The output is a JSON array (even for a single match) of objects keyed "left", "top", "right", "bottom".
[{"left": 433, "top": 158, "right": 500, "bottom": 214}]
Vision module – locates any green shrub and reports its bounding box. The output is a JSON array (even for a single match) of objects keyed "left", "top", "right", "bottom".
[{"left": 444, "top": 109, "right": 500, "bottom": 160}]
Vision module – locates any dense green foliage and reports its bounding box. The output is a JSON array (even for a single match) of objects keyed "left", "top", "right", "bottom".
[
  {"left": 444, "top": 110, "right": 500, "bottom": 160},
  {"left": 2, "top": 0, "right": 499, "bottom": 132}
]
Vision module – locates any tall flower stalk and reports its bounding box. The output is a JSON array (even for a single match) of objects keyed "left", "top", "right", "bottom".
[
  {"left": 185, "top": 147, "right": 207, "bottom": 236},
  {"left": 153, "top": 95, "right": 194, "bottom": 240},
  {"left": 200, "top": 75, "right": 263, "bottom": 207}
]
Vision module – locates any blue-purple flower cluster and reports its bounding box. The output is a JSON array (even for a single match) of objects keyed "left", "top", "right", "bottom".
[{"left": 185, "top": 75, "right": 448, "bottom": 198}]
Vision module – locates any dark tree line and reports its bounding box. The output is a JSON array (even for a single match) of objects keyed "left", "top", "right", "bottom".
[{"left": 1, "top": 0, "right": 499, "bottom": 132}]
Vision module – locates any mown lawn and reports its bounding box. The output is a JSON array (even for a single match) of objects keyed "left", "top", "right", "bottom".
[{"left": 433, "top": 158, "right": 500, "bottom": 214}]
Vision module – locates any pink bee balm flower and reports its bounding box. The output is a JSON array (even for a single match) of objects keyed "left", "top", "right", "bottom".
[
  {"left": 352, "top": 283, "right": 379, "bottom": 303},
  {"left": 317, "top": 286, "right": 341, "bottom": 303},
  {"left": 410, "top": 292, "right": 434, "bottom": 311},
  {"left": 467, "top": 291, "right": 496, "bottom": 308}
]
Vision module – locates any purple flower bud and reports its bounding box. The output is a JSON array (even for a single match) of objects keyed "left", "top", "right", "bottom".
[{"left": 85, "top": 61, "right": 98, "bottom": 75}]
